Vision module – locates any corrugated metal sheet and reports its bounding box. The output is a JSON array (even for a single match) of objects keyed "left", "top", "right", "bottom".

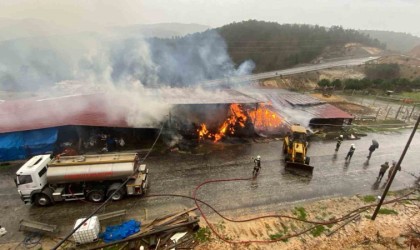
[
  {"left": 303, "top": 103, "right": 354, "bottom": 119},
  {"left": 0, "top": 94, "right": 130, "bottom": 133},
  {"left": 282, "top": 94, "right": 325, "bottom": 106},
  {"left": 0, "top": 88, "right": 260, "bottom": 134},
  {"left": 236, "top": 88, "right": 353, "bottom": 121}
]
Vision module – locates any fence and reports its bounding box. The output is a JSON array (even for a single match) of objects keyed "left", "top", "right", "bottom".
[{"left": 339, "top": 90, "right": 420, "bottom": 122}]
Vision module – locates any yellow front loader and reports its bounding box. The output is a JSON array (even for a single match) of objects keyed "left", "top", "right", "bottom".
[{"left": 282, "top": 125, "right": 314, "bottom": 173}]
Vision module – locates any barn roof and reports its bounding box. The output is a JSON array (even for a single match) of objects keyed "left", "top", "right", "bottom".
[{"left": 0, "top": 88, "right": 261, "bottom": 133}]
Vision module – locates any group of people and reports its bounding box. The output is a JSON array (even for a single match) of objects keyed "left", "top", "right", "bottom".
[
  {"left": 377, "top": 161, "right": 401, "bottom": 183},
  {"left": 252, "top": 136, "right": 402, "bottom": 182},
  {"left": 336, "top": 135, "right": 402, "bottom": 183},
  {"left": 335, "top": 135, "right": 378, "bottom": 162}
]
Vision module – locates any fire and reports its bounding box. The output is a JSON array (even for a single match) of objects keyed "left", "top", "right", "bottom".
[
  {"left": 248, "top": 103, "right": 282, "bottom": 131},
  {"left": 197, "top": 103, "right": 282, "bottom": 142}
]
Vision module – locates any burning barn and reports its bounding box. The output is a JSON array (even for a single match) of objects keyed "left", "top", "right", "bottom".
[
  {"left": 0, "top": 87, "right": 351, "bottom": 161},
  {"left": 238, "top": 88, "right": 354, "bottom": 129},
  {"left": 0, "top": 88, "right": 287, "bottom": 161}
]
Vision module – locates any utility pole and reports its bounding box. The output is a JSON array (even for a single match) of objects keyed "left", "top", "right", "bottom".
[{"left": 371, "top": 114, "right": 420, "bottom": 220}]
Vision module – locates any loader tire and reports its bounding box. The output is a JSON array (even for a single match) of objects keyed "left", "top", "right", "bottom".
[{"left": 305, "top": 157, "right": 310, "bottom": 165}]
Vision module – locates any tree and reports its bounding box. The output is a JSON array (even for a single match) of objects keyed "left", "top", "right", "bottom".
[
  {"left": 331, "top": 79, "right": 342, "bottom": 89},
  {"left": 318, "top": 79, "right": 331, "bottom": 87}
]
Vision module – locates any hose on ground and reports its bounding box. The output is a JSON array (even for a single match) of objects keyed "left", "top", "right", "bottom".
[{"left": 183, "top": 177, "right": 420, "bottom": 244}]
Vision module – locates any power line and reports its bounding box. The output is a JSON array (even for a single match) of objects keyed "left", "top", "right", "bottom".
[{"left": 371, "top": 114, "right": 420, "bottom": 220}]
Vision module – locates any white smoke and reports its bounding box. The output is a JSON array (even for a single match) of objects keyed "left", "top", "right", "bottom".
[{"left": 0, "top": 26, "right": 255, "bottom": 129}]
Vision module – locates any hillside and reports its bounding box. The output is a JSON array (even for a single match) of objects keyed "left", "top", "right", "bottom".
[
  {"left": 361, "top": 30, "right": 420, "bottom": 53},
  {"left": 409, "top": 45, "right": 420, "bottom": 58},
  {"left": 216, "top": 20, "right": 385, "bottom": 72}
]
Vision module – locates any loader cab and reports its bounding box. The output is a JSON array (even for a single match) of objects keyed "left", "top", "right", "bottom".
[
  {"left": 290, "top": 125, "right": 307, "bottom": 142},
  {"left": 16, "top": 155, "right": 50, "bottom": 198}
]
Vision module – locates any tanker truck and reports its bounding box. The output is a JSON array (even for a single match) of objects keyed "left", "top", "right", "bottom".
[{"left": 15, "top": 153, "right": 149, "bottom": 206}]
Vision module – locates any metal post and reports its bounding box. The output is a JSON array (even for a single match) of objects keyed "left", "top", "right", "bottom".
[
  {"left": 395, "top": 105, "right": 402, "bottom": 120},
  {"left": 385, "top": 107, "right": 391, "bottom": 120},
  {"left": 409, "top": 104, "right": 416, "bottom": 120},
  {"left": 371, "top": 114, "right": 420, "bottom": 220},
  {"left": 375, "top": 108, "right": 381, "bottom": 120}
]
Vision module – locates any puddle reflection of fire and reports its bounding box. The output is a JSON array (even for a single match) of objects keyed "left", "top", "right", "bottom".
[{"left": 197, "top": 103, "right": 282, "bottom": 142}]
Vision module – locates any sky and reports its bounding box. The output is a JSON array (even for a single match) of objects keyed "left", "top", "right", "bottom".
[{"left": 0, "top": 0, "right": 419, "bottom": 36}]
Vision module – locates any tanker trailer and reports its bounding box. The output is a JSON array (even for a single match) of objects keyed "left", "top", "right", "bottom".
[{"left": 15, "top": 153, "right": 149, "bottom": 206}]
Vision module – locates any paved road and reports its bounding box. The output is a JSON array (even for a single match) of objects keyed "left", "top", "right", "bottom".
[
  {"left": 0, "top": 129, "right": 418, "bottom": 244},
  {"left": 200, "top": 57, "right": 379, "bottom": 87}
]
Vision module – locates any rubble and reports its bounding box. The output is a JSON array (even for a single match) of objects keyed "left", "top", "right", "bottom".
[{"left": 89, "top": 207, "right": 200, "bottom": 250}]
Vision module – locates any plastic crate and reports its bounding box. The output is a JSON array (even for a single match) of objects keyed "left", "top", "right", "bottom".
[{"left": 73, "top": 216, "right": 100, "bottom": 244}]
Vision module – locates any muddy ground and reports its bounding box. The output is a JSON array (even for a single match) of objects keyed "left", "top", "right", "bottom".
[
  {"left": 1, "top": 189, "right": 418, "bottom": 250},
  {"left": 197, "top": 189, "right": 420, "bottom": 250}
]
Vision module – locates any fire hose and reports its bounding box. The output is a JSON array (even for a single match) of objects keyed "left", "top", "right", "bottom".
[{"left": 184, "top": 178, "right": 419, "bottom": 244}]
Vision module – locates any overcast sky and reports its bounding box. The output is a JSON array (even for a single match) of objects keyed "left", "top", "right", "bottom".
[{"left": 0, "top": 0, "right": 419, "bottom": 36}]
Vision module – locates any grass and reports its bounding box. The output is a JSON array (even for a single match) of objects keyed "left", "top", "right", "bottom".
[
  {"left": 310, "top": 225, "right": 326, "bottom": 237},
  {"left": 378, "top": 208, "right": 398, "bottom": 215},
  {"left": 293, "top": 207, "right": 308, "bottom": 221},
  {"left": 194, "top": 226, "right": 212, "bottom": 243},
  {"left": 215, "top": 221, "right": 226, "bottom": 231},
  {"left": 361, "top": 195, "right": 376, "bottom": 203},
  {"left": 399, "top": 92, "right": 420, "bottom": 102},
  {"left": 269, "top": 232, "right": 289, "bottom": 242}
]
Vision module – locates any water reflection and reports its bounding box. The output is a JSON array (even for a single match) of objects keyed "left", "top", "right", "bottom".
[
  {"left": 363, "top": 160, "right": 370, "bottom": 169},
  {"left": 371, "top": 179, "right": 380, "bottom": 190},
  {"left": 282, "top": 170, "right": 312, "bottom": 184}
]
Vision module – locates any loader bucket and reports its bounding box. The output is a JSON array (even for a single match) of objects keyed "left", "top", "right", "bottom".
[{"left": 285, "top": 162, "right": 314, "bottom": 173}]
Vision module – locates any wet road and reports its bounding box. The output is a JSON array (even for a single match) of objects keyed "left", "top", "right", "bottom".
[
  {"left": 0, "top": 129, "right": 419, "bottom": 244},
  {"left": 200, "top": 56, "right": 378, "bottom": 86}
]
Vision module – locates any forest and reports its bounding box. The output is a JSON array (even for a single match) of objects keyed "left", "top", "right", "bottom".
[
  {"left": 217, "top": 20, "right": 385, "bottom": 72},
  {"left": 151, "top": 20, "right": 386, "bottom": 76}
]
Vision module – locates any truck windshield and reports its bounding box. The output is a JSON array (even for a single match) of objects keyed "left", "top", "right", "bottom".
[{"left": 17, "top": 175, "right": 33, "bottom": 185}]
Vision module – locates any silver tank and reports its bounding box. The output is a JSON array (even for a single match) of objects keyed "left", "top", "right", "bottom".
[{"left": 47, "top": 162, "right": 135, "bottom": 184}]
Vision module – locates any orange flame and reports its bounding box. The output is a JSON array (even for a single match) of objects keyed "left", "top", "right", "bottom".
[
  {"left": 248, "top": 103, "right": 282, "bottom": 130},
  {"left": 197, "top": 103, "right": 282, "bottom": 142}
]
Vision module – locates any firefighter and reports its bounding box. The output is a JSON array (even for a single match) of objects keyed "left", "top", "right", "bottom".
[
  {"left": 345, "top": 144, "right": 356, "bottom": 161},
  {"left": 387, "top": 161, "right": 401, "bottom": 181},
  {"left": 377, "top": 161, "right": 389, "bottom": 182},
  {"left": 253, "top": 155, "right": 261, "bottom": 177},
  {"left": 335, "top": 135, "right": 344, "bottom": 151},
  {"left": 367, "top": 143, "right": 378, "bottom": 160}
]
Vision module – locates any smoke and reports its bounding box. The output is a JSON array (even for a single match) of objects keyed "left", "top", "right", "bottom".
[
  {"left": 0, "top": 26, "right": 256, "bottom": 131},
  {"left": 0, "top": 29, "right": 254, "bottom": 90}
]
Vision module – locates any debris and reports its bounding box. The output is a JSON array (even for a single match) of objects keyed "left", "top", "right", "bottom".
[
  {"left": 19, "top": 219, "right": 58, "bottom": 234},
  {"left": 89, "top": 207, "right": 200, "bottom": 250},
  {"left": 98, "top": 210, "right": 127, "bottom": 222},
  {"left": 73, "top": 216, "right": 100, "bottom": 244},
  {"left": 170, "top": 231, "right": 187, "bottom": 243},
  {"left": 100, "top": 220, "right": 140, "bottom": 243},
  {"left": 0, "top": 226, "right": 6, "bottom": 237},
  {"left": 326, "top": 214, "right": 361, "bottom": 236}
]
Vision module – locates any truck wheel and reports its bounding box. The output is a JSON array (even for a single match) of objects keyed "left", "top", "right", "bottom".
[
  {"left": 34, "top": 193, "right": 51, "bottom": 206},
  {"left": 88, "top": 191, "right": 105, "bottom": 202},
  {"left": 107, "top": 189, "right": 124, "bottom": 201}
]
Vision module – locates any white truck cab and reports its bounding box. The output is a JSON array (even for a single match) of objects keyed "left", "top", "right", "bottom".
[{"left": 16, "top": 154, "right": 51, "bottom": 204}]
